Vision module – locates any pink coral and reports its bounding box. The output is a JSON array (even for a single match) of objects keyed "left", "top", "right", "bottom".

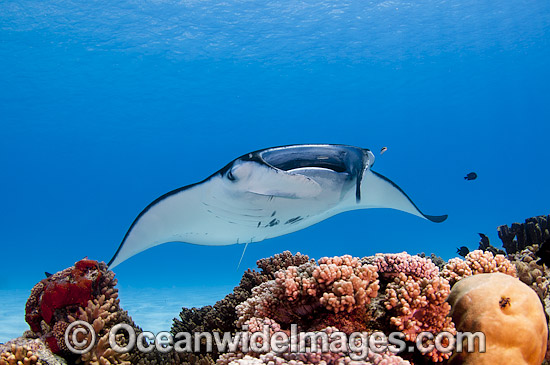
[
  {"left": 218, "top": 326, "right": 411, "bottom": 365},
  {"left": 375, "top": 252, "right": 455, "bottom": 362},
  {"left": 442, "top": 250, "right": 517, "bottom": 286},
  {"left": 237, "top": 255, "right": 380, "bottom": 326},
  {"left": 375, "top": 252, "right": 439, "bottom": 279},
  {"left": 236, "top": 281, "right": 286, "bottom": 326},
  {"left": 274, "top": 264, "right": 317, "bottom": 301},
  {"left": 244, "top": 317, "right": 282, "bottom": 334},
  {"left": 313, "top": 255, "right": 379, "bottom": 313},
  {"left": 384, "top": 274, "right": 454, "bottom": 340},
  {"left": 235, "top": 252, "right": 455, "bottom": 363}
]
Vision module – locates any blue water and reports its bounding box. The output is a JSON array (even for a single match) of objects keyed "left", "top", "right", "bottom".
[{"left": 1, "top": 0, "right": 549, "bottom": 342}]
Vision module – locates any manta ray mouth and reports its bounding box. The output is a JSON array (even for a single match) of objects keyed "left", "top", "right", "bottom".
[{"left": 259, "top": 145, "right": 350, "bottom": 173}]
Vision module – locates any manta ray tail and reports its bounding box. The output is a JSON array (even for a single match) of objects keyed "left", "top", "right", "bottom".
[
  {"left": 361, "top": 170, "right": 447, "bottom": 223},
  {"left": 236, "top": 241, "right": 250, "bottom": 271}
]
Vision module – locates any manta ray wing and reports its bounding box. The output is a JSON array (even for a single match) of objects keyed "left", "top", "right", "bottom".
[{"left": 356, "top": 170, "right": 448, "bottom": 223}]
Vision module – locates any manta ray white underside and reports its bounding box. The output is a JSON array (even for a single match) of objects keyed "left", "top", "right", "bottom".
[{"left": 108, "top": 144, "right": 447, "bottom": 268}]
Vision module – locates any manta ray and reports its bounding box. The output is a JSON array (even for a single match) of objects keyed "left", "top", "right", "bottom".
[{"left": 108, "top": 144, "right": 447, "bottom": 268}]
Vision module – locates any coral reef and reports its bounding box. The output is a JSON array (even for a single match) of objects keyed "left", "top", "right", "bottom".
[
  {"left": 314, "top": 255, "right": 379, "bottom": 314},
  {"left": 0, "top": 338, "right": 67, "bottom": 365},
  {"left": 498, "top": 214, "right": 550, "bottom": 254},
  {"left": 507, "top": 245, "right": 549, "bottom": 301},
  {"left": 507, "top": 244, "right": 550, "bottom": 363},
  {"left": 6, "top": 214, "right": 550, "bottom": 365},
  {"left": 375, "top": 252, "right": 439, "bottom": 279},
  {"left": 24, "top": 259, "right": 137, "bottom": 364},
  {"left": 441, "top": 249, "right": 517, "bottom": 286},
  {"left": 170, "top": 252, "right": 314, "bottom": 361},
  {"left": 218, "top": 252, "right": 452, "bottom": 364},
  {"left": 417, "top": 253, "right": 446, "bottom": 271},
  {"left": 172, "top": 251, "right": 311, "bottom": 336},
  {"left": 374, "top": 253, "right": 455, "bottom": 362},
  {"left": 217, "top": 325, "right": 411, "bottom": 364},
  {"left": 494, "top": 215, "right": 550, "bottom": 362},
  {"left": 0, "top": 344, "right": 39, "bottom": 365},
  {"left": 21, "top": 258, "right": 210, "bottom": 365},
  {"left": 447, "top": 273, "right": 548, "bottom": 365},
  {"left": 235, "top": 254, "right": 380, "bottom": 329},
  {"left": 537, "top": 238, "right": 550, "bottom": 267}
]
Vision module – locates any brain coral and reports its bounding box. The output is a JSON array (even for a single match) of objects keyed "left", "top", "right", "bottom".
[{"left": 447, "top": 272, "right": 548, "bottom": 365}]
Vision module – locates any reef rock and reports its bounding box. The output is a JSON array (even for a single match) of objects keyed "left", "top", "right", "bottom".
[{"left": 447, "top": 272, "right": 547, "bottom": 365}]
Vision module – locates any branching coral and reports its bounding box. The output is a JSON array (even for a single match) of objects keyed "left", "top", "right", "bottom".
[
  {"left": 217, "top": 326, "right": 411, "bottom": 365},
  {"left": 232, "top": 253, "right": 456, "bottom": 364},
  {"left": 417, "top": 253, "right": 446, "bottom": 271},
  {"left": 507, "top": 245, "right": 549, "bottom": 300},
  {"left": 172, "top": 251, "right": 309, "bottom": 338},
  {"left": 67, "top": 296, "right": 131, "bottom": 365},
  {"left": 375, "top": 252, "right": 439, "bottom": 280},
  {"left": 236, "top": 279, "right": 292, "bottom": 326},
  {"left": 16, "top": 234, "right": 548, "bottom": 365},
  {"left": 0, "top": 338, "right": 66, "bottom": 365},
  {"left": 130, "top": 348, "right": 215, "bottom": 365},
  {"left": 23, "top": 258, "right": 188, "bottom": 365},
  {"left": 77, "top": 335, "right": 130, "bottom": 365},
  {"left": 374, "top": 253, "right": 455, "bottom": 362},
  {"left": 256, "top": 251, "right": 312, "bottom": 277},
  {"left": 384, "top": 273, "right": 455, "bottom": 362},
  {"left": 221, "top": 348, "right": 410, "bottom": 364},
  {"left": 236, "top": 255, "right": 379, "bottom": 328},
  {"left": 0, "top": 344, "right": 39, "bottom": 365},
  {"left": 313, "top": 255, "right": 379, "bottom": 314},
  {"left": 441, "top": 250, "right": 517, "bottom": 286},
  {"left": 234, "top": 260, "right": 319, "bottom": 327}
]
